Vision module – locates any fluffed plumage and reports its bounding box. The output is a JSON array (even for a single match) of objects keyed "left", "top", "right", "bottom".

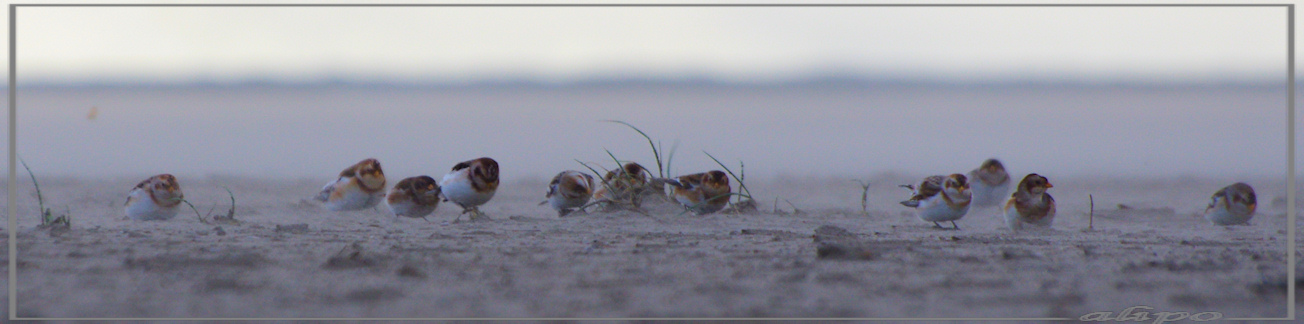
[{"left": 124, "top": 174, "right": 184, "bottom": 221}]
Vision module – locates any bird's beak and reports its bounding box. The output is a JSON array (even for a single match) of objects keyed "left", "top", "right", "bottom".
[{"left": 1045, "top": 183, "right": 1053, "bottom": 189}]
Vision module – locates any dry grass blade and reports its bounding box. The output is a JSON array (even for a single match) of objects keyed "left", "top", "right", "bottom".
[
  {"left": 602, "top": 120, "right": 664, "bottom": 178},
  {"left": 19, "top": 157, "right": 49, "bottom": 221},
  {"left": 211, "top": 186, "right": 240, "bottom": 224},
  {"left": 21, "top": 156, "right": 69, "bottom": 228},
  {"left": 176, "top": 198, "right": 206, "bottom": 224},
  {"left": 603, "top": 149, "right": 626, "bottom": 171},
  {"left": 702, "top": 151, "right": 753, "bottom": 199},
  {"left": 785, "top": 199, "right": 804, "bottom": 215},
  {"left": 854, "top": 180, "right": 871, "bottom": 215},
  {"left": 1089, "top": 194, "right": 1095, "bottom": 231},
  {"left": 664, "top": 139, "right": 679, "bottom": 177},
  {"left": 575, "top": 160, "right": 614, "bottom": 190}
]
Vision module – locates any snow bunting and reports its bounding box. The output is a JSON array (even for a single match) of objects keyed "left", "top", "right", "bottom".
[
  {"left": 541, "top": 170, "right": 595, "bottom": 217},
  {"left": 899, "top": 174, "right": 972, "bottom": 229},
  {"left": 1203, "top": 182, "right": 1256, "bottom": 226},
  {"left": 441, "top": 157, "right": 499, "bottom": 220},
  {"left": 593, "top": 162, "right": 651, "bottom": 204},
  {"left": 968, "top": 158, "right": 1012, "bottom": 208},
  {"left": 1003, "top": 173, "right": 1056, "bottom": 230},
  {"left": 124, "top": 174, "right": 184, "bottom": 221},
  {"left": 385, "top": 175, "right": 441, "bottom": 220},
  {"left": 314, "top": 158, "right": 387, "bottom": 211},
  {"left": 659, "top": 170, "right": 731, "bottom": 215}
]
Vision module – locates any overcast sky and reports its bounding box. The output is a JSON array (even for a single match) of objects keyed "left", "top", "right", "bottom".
[{"left": 8, "top": 3, "right": 1290, "bottom": 84}]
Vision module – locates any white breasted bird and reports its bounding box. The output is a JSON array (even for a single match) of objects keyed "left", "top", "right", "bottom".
[
  {"left": 124, "top": 174, "right": 184, "bottom": 221},
  {"left": 1003, "top": 173, "right": 1056, "bottom": 230},
  {"left": 900, "top": 173, "right": 972, "bottom": 229},
  {"left": 1203, "top": 182, "right": 1256, "bottom": 226},
  {"left": 658, "top": 170, "right": 731, "bottom": 215},
  {"left": 968, "top": 158, "right": 1012, "bottom": 208},
  {"left": 385, "top": 175, "right": 442, "bottom": 220},
  {"left": 441, "top": 157, "right": 500, "bottom": 221},
  {"left": 315, "top": 158, "right": 387, "bottom": 211},
  {"left": 541, "top": 170, "right": 595, "bottom": 217}
]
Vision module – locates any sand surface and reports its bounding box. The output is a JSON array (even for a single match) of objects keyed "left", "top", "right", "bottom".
[{"left": 2, "top": 174, "right": 1301, "bottom": 319}]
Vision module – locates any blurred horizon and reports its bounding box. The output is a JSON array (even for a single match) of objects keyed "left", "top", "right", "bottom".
[
  {"left": 6, "top": 5, "right": 1297, "bottom": 182},
  {"left": 12, "top": 81, "right": 1295, "bottom": 181}
]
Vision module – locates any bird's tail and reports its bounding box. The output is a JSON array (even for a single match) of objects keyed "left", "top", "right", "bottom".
[{"left": 657, "top": 178, "right": 687, "bottom": 189}]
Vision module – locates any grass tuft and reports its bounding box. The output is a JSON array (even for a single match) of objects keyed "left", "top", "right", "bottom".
[
  {"left": 21, "top": 157, "right": 69, "bottom": 229},
  {"left": 209, "top": 186, "right": 240, "bottom": 225}
]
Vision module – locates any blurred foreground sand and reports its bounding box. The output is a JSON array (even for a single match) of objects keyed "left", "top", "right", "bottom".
[{"left": 2, "top": 175, "right": 1301, "bottom": 318}]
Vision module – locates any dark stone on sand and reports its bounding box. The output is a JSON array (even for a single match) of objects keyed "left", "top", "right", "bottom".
[
  {"left": 323, "top": 242, "right": 380, "bottom": 269},
  {"left": 196, "top": 277, "right": 261, "bottom": 294},
  {"left": 275, "top": 223, "right": 309, "bottom": 234},
  {"left": 124, "top": 252, "right": 268, "bottom": 271},
  {"left": 813, "top": 225, "right": 852, "bottom": 238},
  {"left": 345, "top": 287, "right": 404, "bottom": 303},
  {"left": 1248, "top": 276, "right": 1304, "bottom": 296},
  {"left": 815, "top": 242, "right": 875, "bottom": 261},
  {"left": 397, "top": 264, "right": 427, "bottom": 279},
  {"left": 999, "top": 249, "right": 1039, "bottom": 260}
]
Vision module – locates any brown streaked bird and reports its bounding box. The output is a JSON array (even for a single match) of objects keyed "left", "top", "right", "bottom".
[
  {"left": 899, "top": 173, "right": 971, "bottom": 229},
  {"left": 125, "top": 174, "right": 184, "bottom": 221},
  {"left": 968, "top": 158, "right": 1012, "bottom": 208},
  {"left": 658, "top": 170, "right": 731, "bottom": 215},
  {"left": 314, "top": 158, "right": 387, "bottom": 211},
  {"left": 593, "top": 162, "right": 651, "bottom": 203},
  {"left": 540, "top": 170, "right": 595, "bottom": 217},
  {"left": 385, "top": 175, "right": 442, "bottom": 220},
  {"left": 440, "top": 157, "right": 499, "bottom": 221},
  {"left": 1002, "top": 173, "right": 1056, "bottom": 230},
  {"left": 1203, "top": 182, "right": 1256, "bottom": 226}
]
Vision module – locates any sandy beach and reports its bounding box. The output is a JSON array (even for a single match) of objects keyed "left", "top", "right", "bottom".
[{"left": 3, "top": 174, "right": 1299, "bottom": 319}]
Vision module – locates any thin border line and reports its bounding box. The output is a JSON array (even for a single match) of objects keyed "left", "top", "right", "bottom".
[
  {"left": 6, "top": 3, "right": 1297, "bottom": 7},
  {"left": 5, "top": 2, "right": 1298, "bottom": 321},
  {"left": 6, "top": 3, "right": 15, "bottom": 321},
  {"left": 1288, "top": 3, "right": 1297, "bottom": 321}
]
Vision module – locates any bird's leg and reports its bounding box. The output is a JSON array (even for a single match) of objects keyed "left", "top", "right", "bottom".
[
  {"left": 467, "top": 206, "right": 488, "bottom": 221},
  {"left": 932, "top": 222, "right": 944, "bottom": 229},
  {"left": 951, "top": 221, "right": 960, "bottom": 230}
]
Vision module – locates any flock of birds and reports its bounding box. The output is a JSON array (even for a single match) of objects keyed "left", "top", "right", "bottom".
[
  {"left": 120, "top": 157, "right": 1258, "bottom": 230},
  {"left": 896, "top": 159, "right": 1258, "bottom": 230},
  {"left": 120, "top": 157, "right": 733, "bottom": 222}
]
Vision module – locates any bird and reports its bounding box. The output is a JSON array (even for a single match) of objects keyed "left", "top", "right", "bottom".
[
  {"left": 540, "top": 170, "right": 595, "bottom": 217},
  {"left": 593, "top": 162, "right": 651, "bottom": 205},
  {"left": 658, "top": 170, "right": 731, "bottom": 215},
  {"left": 441, "top": 157, "right": 499, "bottom": 221},
  {"left": 1003, "top": 173, "right": 1056, "bottom": 230},
  {"left": 968, "top": 158, "right": 1012, "bottom": 208},
  {"left": 314, "top": 158, "right": 387, "bottom": 211},
  {"left": 385, "top": 175, "right": 442, "bottom": 220},
  {"left": 124, "top": 174, "right": 184, "bottom": 221},
  {"left": 1203, "top": 182, "right": 1256, "bottom": 226},
  {"left": 899, "top": 174, "right": 972, "bottom": 229}
]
